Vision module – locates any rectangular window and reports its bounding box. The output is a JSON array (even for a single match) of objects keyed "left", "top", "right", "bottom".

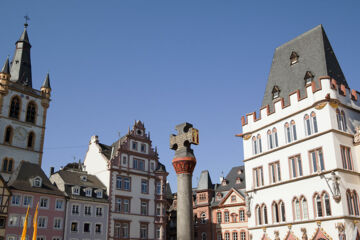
[
  {"left": 141, "top": 179, "right": 148, "bottom": 194},
  {"left": 156, "top": 225, "right": 161, "bottom": 239},
  {"left": 141, "top": 201, "right": 148, "bottom": 215},
  {"left": 217, "top": 212, "right": 222, "bottom": 223},
  {"left": 115, "top": 222, "right": 129, "bottom": 238},
  {"left": 8, "top": 215, "right": 18, "bottom": 226},
  {"left": 39, "top": 197, "right": 48, "bottom": 208},
  {"left": 95, "top": 223, "right": 102, "bottom": 233},
  {"left": 96, "top": 207, "right": 103, "bottom": 216},
  {"left": 341, "top": 146, "right": 353, "bottom": 170},
  {"left": 239, "top": 210, "right": 245, "bottom": 221},
  {"left": 140, "top": 224, "right": 148, "bottom": 239},
  {"left": 115, "top": 197, "right": 130, "bottom": 213},
  {"left": 310, "top": 148, "right": 325, "bottom": 173},
  {"left": 289, "top": 155, "right": 303, "bottom": 178},
  {"left": 156, "top": 181, "right": 161, "bottom": 195},
  {"left": 141, "top": 143, "right": 146, "bottom": 153},
  {"left": 132, "top": 141, "right": 138, "bottom": 150},
  {"left": 84, "top": 206, "right": 91, "bottom": 216},
  {"left": 71, "top": 222, "right": 78, "bottom": 232},
  {"left": 116, "top": 176, "right": 122, "bottom": 189},
  {"left": 55, "top": 199, "right": 64, "bottom": 210},
  {"left": 72, "top": 204, "right": 79, "bottom": 215},
  {"left": 253, "top": 166, "right": 264, "bottom": 187},
  {"left": 23, "top": 195, "right": 32, "bottom": 206},
  {"left": 38, "top": 216, "right": 47, "bottom": 228},
  {"left": 133, "top": 158, "right": 145, "bottom": 171},
  {"left": 269, "top": 161, "right": 281, "bottom": 183},
  {"left": 156, "top": 203, "right": 161, "bottom": 216},
  {"left": 53, "top": 218, "right": 62, "bottom": 229},
  {"left": 224, "top": 212, "right": 229, "bottom": 223},
  {"left": 11, "top": 195, "right": 21, "bottom": 206},
  {"left": 83, "top": 223, "right": 90, "bottom": 233},
  {"left": 124, "top": 177, "right": 130, "bottom": 190}
]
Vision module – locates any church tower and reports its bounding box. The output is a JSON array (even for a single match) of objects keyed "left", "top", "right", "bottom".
[{"left": 0, "top": 22, "right": 52, "bottom": 181}]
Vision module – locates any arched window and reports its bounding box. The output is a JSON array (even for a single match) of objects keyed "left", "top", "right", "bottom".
[
  {"left": 272, "top": 202, "right": 279, "bottom": 223},
  {"left": 1, "top": 158, "right": 13, "bottom": 173},
  {"left": 217, "top": 232, "right": 223, "bottom": 240},
  {"left": 280, "top": 201, "right": 286, "bottom": 222},
  {"left": 291, "top": 120, "right": 297, "bottom": 141},
  {"left": 225, "top": 232, "right": 230, "bottom": 240},
  {"left": 337, "top": 109, "right": 347, "bottom": 131},
  {"left": 200, "top": 212, "right": 206, "bottom": 224},
  {"left": 33, "top": 177, "right": 42, "bottom": 187},
  {"left": 257, "top": 134, "right": 262, "bottom": 153},
  {"left": 304, "top": 114, "right": 311, "bottom": 136},
  {"left": 311, "top": 112, "right": 318, "bottom": 133},
  {"left": 323, "top": 193, "right": 331, "bottom": 216},
  {"left": 262, "top": 204, "right": 268, "bottom": 224},
  {"left": 25, "top": 101, "right": 37, "bottom": 123},
  {"left": 9, "top": 96, "right": 21, "bottom": 119},
  {"left": 284, "top": 122, "right": 291, "bottom": 143},
  {"left": 301, "top": 197, "right": 309, "bottom": 219},
  {"left": 4, "top": 126, "right": 13, "bottom": 144},
  {"left": 252, "top": 136, "right": 258, "bottom": 155},
  {"left": 347, "top": 190, "right": 360, "bottom": 216},
  {"left": 27, "top": 132, "right": 35, "bottom": 148},
  {"left": 293, "top": 198, "right": 301, "bottom": 220},
  {"left": 231, "top": 213, "right": 237, "bottom": 223},
  {"left": 272, "top": 85, "right": 280, "bottom": 99},
  {"left": 314, "top": 194, "right": 323, "bottom": 217},
  {"left": 267, "top": 129, "right": 278, "bottom": 150},
  {"left": 353, "top": 192, "right": 359, "bottom": 216},
  {"left": 255, "top": 205, "right": 261, "bottom": 225},
  {"left": 201, "top": 232, "right": 207, "bottom": 240},
  {"left": 347, "top": 191, "right": 354, "bottom": 215}
]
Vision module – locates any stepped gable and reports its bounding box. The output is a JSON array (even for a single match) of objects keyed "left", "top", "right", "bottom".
[
  {"left": 8, "top": 161, "right": 64, "bottom": 196},
  {"left": 262, "top": 25, "right": 347, "bottom": 112}
]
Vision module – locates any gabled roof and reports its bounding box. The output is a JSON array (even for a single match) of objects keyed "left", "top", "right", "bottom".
[
  {"left": 196, "top": 170, "right": 213, "bottom": 191},
  {"left": 55, "top": 168, "right": 106, "bottom": 189},
  {"left": 262, "top": 25, "right": 347, "bottom": 111},
  {"left": 8, "top": 161, "right": 64, "bottom": 196},
  {"left": 217, "top": 188, "right": 245, "bottom": 206}
]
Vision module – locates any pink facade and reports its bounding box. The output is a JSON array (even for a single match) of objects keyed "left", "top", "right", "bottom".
[{"left": 6, "top": 190, "right": 66, "bottom": 240}]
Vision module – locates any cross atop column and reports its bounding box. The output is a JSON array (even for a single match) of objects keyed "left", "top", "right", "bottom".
[
  {"left": 24, "top": 15, "right": 30, "bottom": 28},
  {"left": 170, "top": 122, "right": 199, "bottom": 158}
]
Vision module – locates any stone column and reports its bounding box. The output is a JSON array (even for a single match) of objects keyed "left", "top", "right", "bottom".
[{"left": 170, "top": 123, "right": 199, "bottom": 240}]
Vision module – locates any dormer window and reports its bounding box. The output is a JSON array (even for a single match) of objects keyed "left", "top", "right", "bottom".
[
  {"left": 32, "top": 176, "right": 42, "bottom": 187},
  {"left": 272, "top": 85, "right": 280, "bottom": 99},
  {"left": 221, "top": 179, "right": 227, "bottom": 186},
  {"left": 290, "top": 51, "right": 299, "bottom": 65},
  {"left": 72, "top": 186, "right": 80, "bottom": 195},
  {"left": 95, "top": 189, "right": 103, "bottom": 198},
  {"left": 80, "top": 175, "right": 87, "bottom": 182},
  {"left": 216, "top": 193, "right": 222, "bottom": 200},
  {"left": 304, "top": 71, "right": 314, "bottom": 85},
  {"left": 236, "top": 177, "right": 242, "bottom": 184},
  {"left": 84, "top": 188, "right": 92, "bottom": 197}
]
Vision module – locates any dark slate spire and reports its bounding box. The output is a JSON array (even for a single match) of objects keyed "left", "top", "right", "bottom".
[
  {"left": 10, "top": 23, "right": 32, "bottom": 87},
  {"left": 262, "top": 25, "right": 347, "bottom": 111},
  {"left": 197, "top": 170, "right": 213, "bottom": 191},
  {"left": 1, "top": 56, "right": 10, "bottom": 74},
  {"left": 42, "top": 73, "right": 51, "bottom": 88}
]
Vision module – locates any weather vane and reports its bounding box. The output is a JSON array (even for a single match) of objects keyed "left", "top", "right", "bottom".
[{"left": 24, "top": 15, "right": 30, "bottom": 27}]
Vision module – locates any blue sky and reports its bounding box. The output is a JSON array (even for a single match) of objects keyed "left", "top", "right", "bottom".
[{"left": 0, "top": 1, "right": 359, "bottom": 191}]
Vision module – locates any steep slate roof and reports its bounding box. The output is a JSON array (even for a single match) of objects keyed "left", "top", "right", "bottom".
[
  {"left": 155, "top": 162, "right": 167, "bottom": 173},
  {"left": 42, "top": 73, "right": 51, "bottom": 88},
  {"left": 262, "top": 25, "right": 347, "bottom": 111},
  {"left": 215, "top": 166, "right": 245, "bottom": 192},
  {"left": 8, "top": 161, "right": 64, "bottom": 196},
  {"left": 196, "top": 170, "right": 213, "bottom": 191}
]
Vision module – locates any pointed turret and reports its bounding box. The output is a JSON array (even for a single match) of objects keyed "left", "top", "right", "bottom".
[
  {"left": 42, "top": 73, "right": 51, "bottom": 89},
  {"left": 10, "top": 23, "right": 32, "bottom": 87},
  {"left": 1, "top": 56, "right": 10, "bottom": 74},
  {"left": 262, "top": 25, "right": 347, "bottom": 111}
]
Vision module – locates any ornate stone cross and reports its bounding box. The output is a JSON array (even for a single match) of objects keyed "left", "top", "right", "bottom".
[{"left": 170, "top": 122, "right": 199, "bottom": 158}]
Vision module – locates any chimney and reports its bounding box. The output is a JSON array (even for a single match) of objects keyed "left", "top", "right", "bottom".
[{"left": 50, "top": 167, "right": 55, "bottom": 175}]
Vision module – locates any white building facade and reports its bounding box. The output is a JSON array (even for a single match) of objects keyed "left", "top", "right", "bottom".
[
  {"left": 240, "top": 25, "right": 360, "bottom": 240},
  {"left": 84, "top": 120, "right": 168, "bottom": 240}
]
